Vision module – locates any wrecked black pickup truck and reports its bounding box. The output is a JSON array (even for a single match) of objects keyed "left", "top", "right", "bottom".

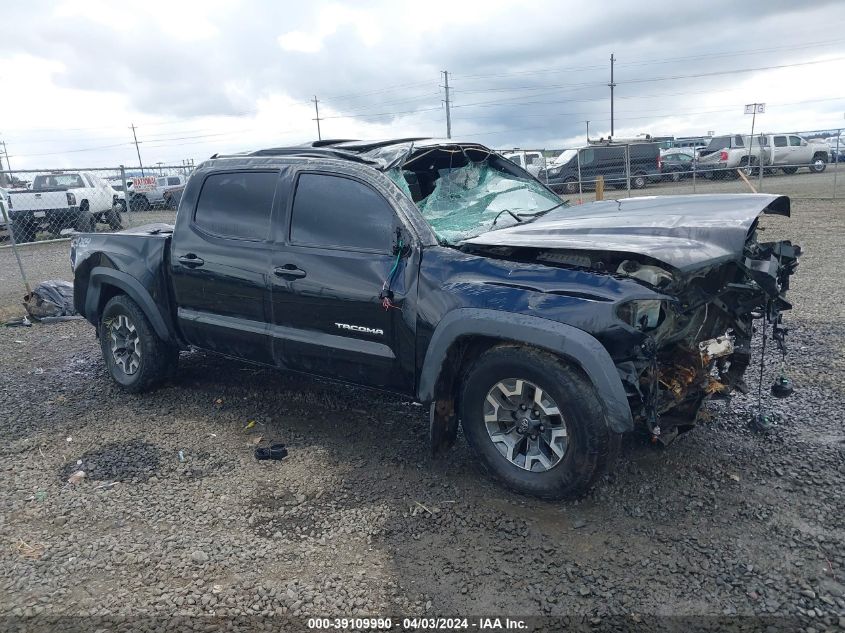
[{"left": 71, "top": 139, "right": 800, "bottom": 499}]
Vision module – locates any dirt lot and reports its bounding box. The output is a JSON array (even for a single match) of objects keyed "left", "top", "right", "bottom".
[{"left": 0, "top": 200, "right": 844, "bottom": 630}]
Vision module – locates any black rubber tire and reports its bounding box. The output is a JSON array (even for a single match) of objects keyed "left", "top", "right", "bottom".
[
  {"left": 563, "top": 177, "right": 579, "bottom": 194},
  {"left": 781, "top": 166, "right": 798, "bottom": 175},
  {"left": 11, "top": 219, "right": 37, "bottom": 243},
  {"left": 738, "top": 157, "right": 758, "bottom": 177},
  {"left": 76, "top": 203, "right": 96, "bottom": 233},
  {"left": 106, "top": 206, "right": 124, "bottom": 230},
  {"left": 459, "top": 345, "right": 619, "bottom": 500},
  {"left": 131, "top": 195, "right": 151, "bottom": 212},
  {"left": 809, "top": 154, "right": 827, "bottom": 173},
  {"left": 631, "top": 172, "right": 647, "bottom": 189},
  {"left": 99, "top": 294, "right": 178, "bottom": 393}
]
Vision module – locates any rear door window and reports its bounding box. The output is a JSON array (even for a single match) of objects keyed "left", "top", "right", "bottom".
[
  {"left": 193, "top": 171, "right": 278, "bottom": 240},
  {"left": 167, "top": 177, "right": 181, "bottom": 186},
  {"left": 289, "top": 173, "right": 395, "bottom": 253},
  {"left": 708, "top": 136, "right": 731, "bottom": 150},
  {"left": 774, "top": 136, "right": 788, "bottom": 148}
]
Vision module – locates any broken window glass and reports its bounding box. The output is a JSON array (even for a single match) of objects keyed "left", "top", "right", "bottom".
[{"left": 391, "top": 160, "right": 562, "bottom": 245}]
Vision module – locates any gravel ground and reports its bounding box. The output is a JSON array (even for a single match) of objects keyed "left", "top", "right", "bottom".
[{"left": 0, "top": 200, "right": 843, "bottom": 631}]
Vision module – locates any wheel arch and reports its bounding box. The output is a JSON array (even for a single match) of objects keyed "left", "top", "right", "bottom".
[
  {"left": 419, "top": 309, "right": 634, "bottom": 453},
  {"left": 83, "top": 267, "right": 174, "bottom": 343}
]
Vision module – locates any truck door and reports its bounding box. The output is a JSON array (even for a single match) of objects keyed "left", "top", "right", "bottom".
[
  {"left": 788, "top": 135, "right": 807, "bottom": 166},
  {"left": 170, "top": 169, "right": 281, "bottom": 364},
  {"left": 270, "top": 169, "right": 417, "bottom": 393},
  {"left": 772, "top": 136, "right": 788, "bottom": 166}
]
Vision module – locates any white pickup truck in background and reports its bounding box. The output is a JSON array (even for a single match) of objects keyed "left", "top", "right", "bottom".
[
  {"left": 502, "top": 150, "right": 546, "bottom": 176},
  {"left": 7, "top": 171, "right": 123, "bottom": 243},
  {"left": 763, "top": 134, "right": 829, "bottom": 173}
]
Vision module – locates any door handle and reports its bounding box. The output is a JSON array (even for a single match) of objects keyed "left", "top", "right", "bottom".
[
  {"left": 273, "top": 264, "right": 306, "bottom": 280},
  {"left": 177, "top": 254, "right": 204, "bottom": 267}
]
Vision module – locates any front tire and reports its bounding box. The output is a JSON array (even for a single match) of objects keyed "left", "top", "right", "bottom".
[
  {"left": 99, "top": 295, "right": 178, "bottom": 393},
  {"left": 76, "top": 203, "right": 96, "bottom": 233},
  {"left": 810, "top": 155, "right": 827, "bottom": 173},
  {"left": 459, "top": 345, "right": 619, "bottom": 500},
  {"left": 563, "top": 177, "right": 579, "bottom": 194}
]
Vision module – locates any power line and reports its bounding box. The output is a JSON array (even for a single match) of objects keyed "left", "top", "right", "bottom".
[
  {"left": 620, "top": 56, "right": 845, "bottom": 85},
  {"left": 450, "top": 37, "right": 845, "bottom": 83},
  {"left": 318, "top": 106, "right": 441, "bottom": 120}
]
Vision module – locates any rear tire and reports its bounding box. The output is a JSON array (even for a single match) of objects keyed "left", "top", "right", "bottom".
[
  {"left": 106, "top": 206, "right": 124, "bottom": 230},
  {"left": 99, "top": 294, "right": 178, "bottom": 393},
  {"left": 76, "top": 203, "right": 96, "bottom": 233},
  {"left": 631, "top": 172, "right": 647, "bottom": 189},
  {"left": 459, "top": 345, "right": 619, "bottom": 500},
  {"left": 11, "top": 218, "right": 37, "bottom": 243},
  {"left": 563, "top": 177, "right": 579, "bottom": 194}
]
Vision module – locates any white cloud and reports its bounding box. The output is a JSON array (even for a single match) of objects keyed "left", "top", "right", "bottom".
[{"left": 0, "top": 0, "right": 843, "bottom": 168}]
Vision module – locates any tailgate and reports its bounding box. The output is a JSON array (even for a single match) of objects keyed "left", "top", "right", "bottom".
[{"left": 9, "top": 191, "right": 71, "bottom": 211}]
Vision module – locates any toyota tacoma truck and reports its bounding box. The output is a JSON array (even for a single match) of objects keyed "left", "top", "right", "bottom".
[
  {"left": 71, "top": 139, "right": 800, "bottom": 499},
  {"left": 8, "top": 171, "right": 123, "bottom": 242}
]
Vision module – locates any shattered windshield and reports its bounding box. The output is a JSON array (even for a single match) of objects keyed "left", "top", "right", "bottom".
[{"left": 387, "top": 148, "right": 563, "bottom": 245}]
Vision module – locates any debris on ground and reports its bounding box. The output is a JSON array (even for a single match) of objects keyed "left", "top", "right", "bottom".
[
  {"left": 254, "top": 443, "right": 288, "bottom": 461},
  {"left": 3, "top": 315, "right": 31, "bottom": 327},
  {"left": 67, "top": 470, "right": 86, "bottom": 485},
  {"left": 23, "top": 280, "right": 77, "bottom": 321}
]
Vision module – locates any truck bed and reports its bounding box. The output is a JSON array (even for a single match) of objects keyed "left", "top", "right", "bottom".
[{"left": 71, "top": 224, "right": 177, "bottom": 332}]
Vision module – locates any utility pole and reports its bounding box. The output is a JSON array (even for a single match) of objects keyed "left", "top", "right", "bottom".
[
  {"left": 312, "top": 96, "right": 322, "bottom": 141},
  {"left": 156, "top": 162, "right": 163, "bottom": 175},
  {"left": 130, "top": 123, "right": 145, "bottom": 176},
  {"left": 608, "top": 53, "right": 616, "bottom": 139},
  {"left": 442, "top": 70, "right": 452, "bottom": 139},
  {"left": 0, "top": 140, "right": 11, "bottom": 187},
  {"left": 585, "top": 120, "right": 590, "bottom": 142}
]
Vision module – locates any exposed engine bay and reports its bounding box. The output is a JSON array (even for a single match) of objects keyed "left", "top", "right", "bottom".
[
  {"left": 461, "top": 210, "right": 801, "bottom": 441},
  {"left": 380, "top": 142, "right": 801, "bottom": 440}
]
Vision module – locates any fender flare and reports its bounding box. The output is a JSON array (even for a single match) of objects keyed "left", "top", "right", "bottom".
[
  {"left": 418, "top": 308, "right": 633, "bottom": 435},
  {"left": 84, "top": 267, "right": 173, "bottom": 343}
]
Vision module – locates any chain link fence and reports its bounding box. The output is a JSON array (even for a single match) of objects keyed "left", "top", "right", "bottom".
[
  {"left": 499, "top": 127, "right": 843, "bottom": 204},
  {"left": 0, "top": 165, "right": 192, "bottom": 246},
  {"left": 0, "top": 164, "right": 193, "bottom": 318},
  {"left": 0, "top": 131, "right": 842, "bottom": 317}
]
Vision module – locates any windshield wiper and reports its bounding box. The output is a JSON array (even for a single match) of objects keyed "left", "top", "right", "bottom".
[
  {"left": 491, "top": 209, "right": 523, "bottom": 227},
  {"left": 516, "top": 199, "right": 570, "bottom": 221}
]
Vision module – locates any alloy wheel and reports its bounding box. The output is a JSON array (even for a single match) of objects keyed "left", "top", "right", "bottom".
[
  {"left": 109, "top": 314, "right": 142, "bottom": 375},
  {"left": 483, "top": 378, "right": 568, "bottom": 472}
]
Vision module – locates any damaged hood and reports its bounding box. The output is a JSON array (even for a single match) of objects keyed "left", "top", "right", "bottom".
[{"left": 462, "top": 194, "right": 790, "bottom": 271}]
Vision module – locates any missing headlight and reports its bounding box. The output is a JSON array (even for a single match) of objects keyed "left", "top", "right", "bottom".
[{"left": 616, "top": 299, "right": 665, "bottom": 332}]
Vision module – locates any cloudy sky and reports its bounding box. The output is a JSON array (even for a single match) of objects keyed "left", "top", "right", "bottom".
[{"left": 1, "top": 0, "right": 844, "bottom": 170}]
